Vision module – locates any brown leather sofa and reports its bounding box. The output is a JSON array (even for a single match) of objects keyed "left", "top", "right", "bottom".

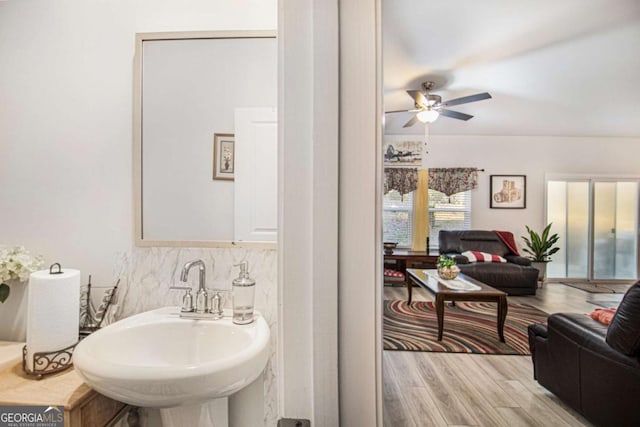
[
  {"left": 528, "top": 282, "right": 640, "bottom": 427},
  {"left": 439, "top": 230, "right": 538, "bottom": 295}
]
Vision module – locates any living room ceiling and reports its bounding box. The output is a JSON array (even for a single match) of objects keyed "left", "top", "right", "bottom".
[{"left": 383, "top": 0, "right": 640, "bottom": 136}]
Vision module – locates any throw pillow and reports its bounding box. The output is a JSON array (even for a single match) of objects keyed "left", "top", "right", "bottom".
[
  {"left": 383, "top": 269, "right": 405, "bottom": 280},
  {"left": 461, "top": 250, "right": 507, "bottom": 263},
  {"left": 589, "top": 308, "right": 617, "bottom": 325},
  {"left": 606, "top": 281, "right": 640, "bottom": 356}
]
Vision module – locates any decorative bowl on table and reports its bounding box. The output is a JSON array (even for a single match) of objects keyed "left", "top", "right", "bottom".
[
  {"left": 437, "top": 266, "right": 460, "bottom": 280},
  {"left": 383, "top": 242, "right": 398, "bottom": 255},
  {"left": 436, "top": 255, "right": 460, "bottom": 280}
]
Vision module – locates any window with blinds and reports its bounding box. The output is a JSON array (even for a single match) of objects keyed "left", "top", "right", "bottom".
[
  {"left": 382, "top": 190, "right": 414, "bottom": 247},
  {"left": 428, "top": 189, "right": 472, "bottom": 251},
  {"left": 382, "top": 189, "right": 472, "bottom": 250}
]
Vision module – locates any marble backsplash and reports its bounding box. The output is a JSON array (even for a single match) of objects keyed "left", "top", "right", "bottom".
[{"left": 111, "top": 246, "right": 278, "bottom": 426}]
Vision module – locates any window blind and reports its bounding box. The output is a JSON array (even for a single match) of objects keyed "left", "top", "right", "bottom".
[
  {"left": 383, "top": 190, "right": 414, "bottom": 247},
  {"left": 428, "top": 189, "right": 472, "bottom": 251}
]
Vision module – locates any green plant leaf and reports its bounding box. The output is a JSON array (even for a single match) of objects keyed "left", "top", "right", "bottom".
[
  {"left": 436, "top": 255, "right": 456, "bottom": 268},
  {"left": 541, "top": 223, "right": 551, "bottom": 243},
  {"left": 522, "top": 223, "right": 560, "bottom": 261},
  {"left": 0, "top": 283, "right": 9, "bottom": 303}
]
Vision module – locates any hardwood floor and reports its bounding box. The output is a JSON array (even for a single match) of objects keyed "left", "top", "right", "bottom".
[{"left": 383, "top": 282, "right": 599, "bottom": 426}]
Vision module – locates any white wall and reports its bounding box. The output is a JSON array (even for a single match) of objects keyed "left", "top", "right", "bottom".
[
  {"left": 0, "top": 0, "right": 276, "bottom": 285},
  {"left": 393, "top": 134, "right": 640, "bottom": 248}
]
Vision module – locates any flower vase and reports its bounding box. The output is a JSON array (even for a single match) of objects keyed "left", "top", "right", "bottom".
[{"left": 0, "top": 280, "right": 28, "bottom": 341}]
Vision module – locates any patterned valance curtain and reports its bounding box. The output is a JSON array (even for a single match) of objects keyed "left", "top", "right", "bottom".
[
  {"left": 428, "top": 168, "right": 478, "bottom": 196},
  {"left": 384, "top": 168, "right": 418, "bottom": 196}
]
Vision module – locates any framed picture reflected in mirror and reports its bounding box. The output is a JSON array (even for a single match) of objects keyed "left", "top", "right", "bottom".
[{"left": 213, "top": 133, "right": 235, "bottom": 180}]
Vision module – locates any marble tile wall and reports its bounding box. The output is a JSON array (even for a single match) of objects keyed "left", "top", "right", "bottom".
[{"left": 112, "top": 246, "right": 278, "bottom": 426}]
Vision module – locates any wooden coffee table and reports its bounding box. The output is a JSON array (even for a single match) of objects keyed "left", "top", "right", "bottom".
[{"left": 406, "top": 268, "right": 508, "bottom": 342}]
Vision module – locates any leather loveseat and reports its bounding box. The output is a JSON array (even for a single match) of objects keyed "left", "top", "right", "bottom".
[
  {"left": 528, "top": 282, "right": 640, "bottom": 427},
  {"left": 439, "top": 230, "right": 538, "bottom": 295}
]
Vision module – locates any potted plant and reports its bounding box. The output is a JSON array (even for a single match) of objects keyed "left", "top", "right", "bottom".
[
  {"left": 521, "top": 223, "right": 560, "bottom": 282},
  {"left": 436, "top": 255, "right": 460, "bottom": 280}
]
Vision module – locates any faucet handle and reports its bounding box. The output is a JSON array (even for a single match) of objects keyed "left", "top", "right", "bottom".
[
  {"left": 170, "top": 286, "right": 194, "bottom": 312},
  {"left": 211, "top": 289, "right": 232, "bottom": 300},
  {"left": 210, "top": 289, "right": 231, "bottom": 318}
]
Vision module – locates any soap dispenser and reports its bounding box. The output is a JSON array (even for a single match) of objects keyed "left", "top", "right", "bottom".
[{"left": 232, "top": 261, "right": 255, "bottom": 324}]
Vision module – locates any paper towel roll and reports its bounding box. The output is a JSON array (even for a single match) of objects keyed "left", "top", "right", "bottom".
[{"left": 26, "top": 268, "right": 80, "bottom": 372}]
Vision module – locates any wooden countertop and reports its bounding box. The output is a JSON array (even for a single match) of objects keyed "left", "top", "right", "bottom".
[{"left": 0, "top": 361, "right": 94, "bottom": 410}]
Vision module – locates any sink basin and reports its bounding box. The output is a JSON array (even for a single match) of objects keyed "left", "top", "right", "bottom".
[{"left": 73, "top": 307, "right": 270, "bottom": 408}]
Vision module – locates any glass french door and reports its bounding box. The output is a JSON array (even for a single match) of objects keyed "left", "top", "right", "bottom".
[{"left": 547, "top": 178, "right": 639, "bottom": 281}]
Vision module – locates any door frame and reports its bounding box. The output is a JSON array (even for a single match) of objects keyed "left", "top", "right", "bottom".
[
  {"left": 339, "top": 0, "right": 383, "bottom": 425},
  {"left": 279, "top": 0, "right": 382, "bottom": 424}
]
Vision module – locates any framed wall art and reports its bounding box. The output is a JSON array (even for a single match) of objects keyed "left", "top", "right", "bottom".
[
  {"left": 382, "top": 139, "right": 423, "bottom": 167},
  {"left": 213, "top": 133, "right": 235, "bottom": 180},
  {"left": 490, "top": 175, "right": 526, "bottom": 209}
]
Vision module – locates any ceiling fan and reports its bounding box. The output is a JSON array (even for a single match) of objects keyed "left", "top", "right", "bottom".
[{"left": 386, "top": 81, "right": 492, "bottom": 127}]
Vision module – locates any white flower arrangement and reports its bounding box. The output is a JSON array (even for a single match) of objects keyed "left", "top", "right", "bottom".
[{"left": 0, "top": 246, "right": 44, "bottom": 303}]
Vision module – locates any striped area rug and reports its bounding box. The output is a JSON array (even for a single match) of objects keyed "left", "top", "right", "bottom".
[{"left": 383, "top": 299, "right": 548, "bottom": 355}]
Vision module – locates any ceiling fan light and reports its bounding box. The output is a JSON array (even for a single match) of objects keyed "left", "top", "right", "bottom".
[{"left": 416, "top": 109, "right": 439, "bottom": 123}]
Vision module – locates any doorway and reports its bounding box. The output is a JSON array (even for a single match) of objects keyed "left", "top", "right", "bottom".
[{"left": 547, "top": 177, "right": 640, "bottom": 281}]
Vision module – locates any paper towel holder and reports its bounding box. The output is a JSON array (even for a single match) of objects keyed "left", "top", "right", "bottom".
[
  {"left": 22, "top": 262, "right": 76, "bottom": 379},
  {"left": 22, "top": 343, "right": 76, "bottom": 379}
]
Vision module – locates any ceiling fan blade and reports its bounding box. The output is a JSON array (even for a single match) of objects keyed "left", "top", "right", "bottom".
[
  {"left": 385, "top": 108, "right": 421, "bottom": 114},
  {"left": 441, "top": 92, "right": 492, "bottom": 107},
  {"left": 406, "top": 90, "right": 427, "bottom": 107},
  {"left": 402, "top": 115, "right": 420, "bottom": 128},
  {"left": 439, "top": 109, "right": 474, "bottom": 121}
]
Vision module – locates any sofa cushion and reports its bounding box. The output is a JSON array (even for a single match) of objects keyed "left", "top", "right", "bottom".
[
  {"left": 606, "top": 281, "right": 640, "bottom": 356},
  {"left": 462, "top": 250, "right": 506, "bottom": 263},
  {"left": 458, "top": 262, "right": 537, "bottom": 290},
  {"left": 444, "top": 253, "right": 470, "bottom": 264},
  {"left": 504, "top": 255, "right": 532, "bottom": 266},
  {"left": 439, "top": 230, "right": 511, "bottom": 257}
]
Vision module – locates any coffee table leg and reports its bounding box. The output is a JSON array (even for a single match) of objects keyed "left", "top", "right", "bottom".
[
  {"left": 436, "top": 294, "right": 445, "bottom": 341},
  {"left": 407, "top": 276, "right": 413, "bottom": 304},
  {"left": 497, "top": 296, "right": 508, "bottom": 342}
]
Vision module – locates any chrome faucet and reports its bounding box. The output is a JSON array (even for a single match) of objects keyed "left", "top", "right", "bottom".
[{"left": 180, "top": 260, "right": 209, "bottom": 314}]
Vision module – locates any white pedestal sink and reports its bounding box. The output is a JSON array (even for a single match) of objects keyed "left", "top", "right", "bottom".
[{"left": 73, "top": 307, "right": 270, "bottom": 427}]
